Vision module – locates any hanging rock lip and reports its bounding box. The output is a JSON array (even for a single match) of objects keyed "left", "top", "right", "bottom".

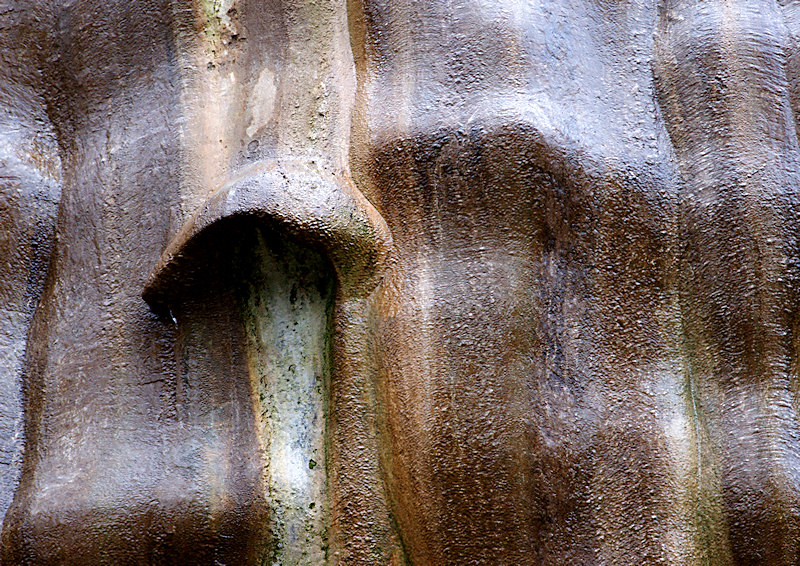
[{"left": 142, "top": 158, "right": 393, "bottom": 310}]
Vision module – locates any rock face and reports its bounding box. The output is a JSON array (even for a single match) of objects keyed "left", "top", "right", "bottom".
[{"left": 1, "top": 0, "right": 800, "bottom": 564}]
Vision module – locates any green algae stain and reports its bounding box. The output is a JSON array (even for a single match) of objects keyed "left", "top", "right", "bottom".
[
  {"left": 680, "top": 347, "right": 735, "bottom": 566},
  {"left": 198, "top": 0, "right": 241, "bottom": 66},
  {"left": 232, "top": 223, "right": 335, "bottom": 565}
]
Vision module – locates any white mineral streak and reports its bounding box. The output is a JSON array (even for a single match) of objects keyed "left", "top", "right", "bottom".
[
  {"left": 246, "top": 68, "right": 277, "bottom": 139},
  {"left": 242, "top": 232, "right": 331, "bottom": 565}
]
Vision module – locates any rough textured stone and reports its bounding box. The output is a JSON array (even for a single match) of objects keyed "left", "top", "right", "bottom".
[{"left": 1, "top": 1, "right": 800, "bottom": 564}]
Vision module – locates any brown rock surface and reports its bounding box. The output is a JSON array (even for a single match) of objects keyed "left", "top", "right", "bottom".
[{"left": 1, "top": 1, "right": 800, "bottom": 564}]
